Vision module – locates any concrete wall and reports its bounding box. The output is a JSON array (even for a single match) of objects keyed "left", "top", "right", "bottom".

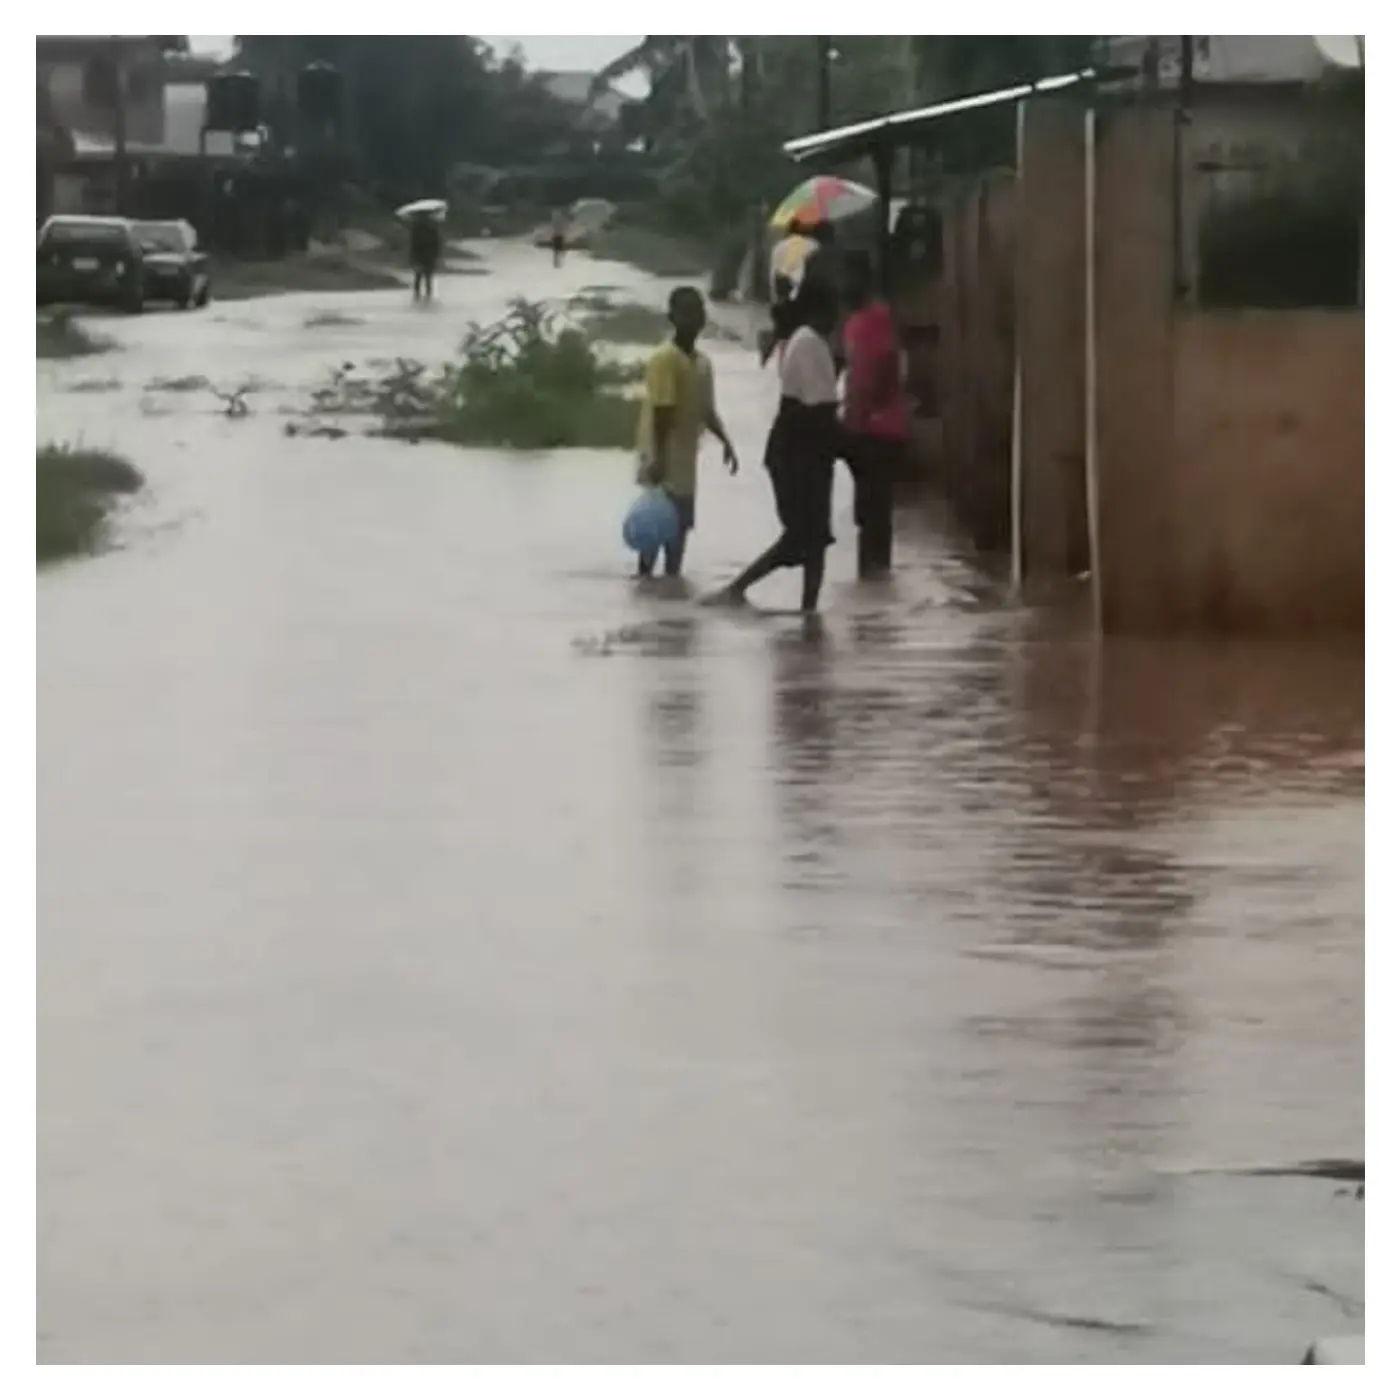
[
  {"left": 1092, "top": 103, "right": 1179, "bottom": 632},
  {"left": 1091, "top": 102, "right": 1364, "bottom": 634},
  {"left": 1169, "top": 312, "right": 1364, "bottom": 630},
  {"left": 1017, "top": 100, "right": 1089, "bottom": 582},
  {"left": 938, "top": 175, "right": 1016, "bottom": 549}
]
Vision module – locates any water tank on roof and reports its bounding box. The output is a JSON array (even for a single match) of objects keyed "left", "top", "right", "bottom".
[{"left": 206, "top": 71, "right": 260, "bottom": 134}]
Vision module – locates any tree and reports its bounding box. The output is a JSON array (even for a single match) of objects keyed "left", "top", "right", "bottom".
[
  {"left": 592, "top": 37, "right": 734, "bottom": 150},
  {"left": 234, "top": 36, "right": 579, "bottom": 198}
]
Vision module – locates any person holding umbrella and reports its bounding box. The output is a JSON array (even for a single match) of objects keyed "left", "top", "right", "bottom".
[
  {"left": 762, "top": 175, "right": 873, "bottom": 365},
  {"left": 409, "top": 211, "right": 442, "bottom": 301}
]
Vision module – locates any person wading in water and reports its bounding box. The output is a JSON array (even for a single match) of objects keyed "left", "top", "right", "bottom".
[
  {"left": 635, "top": 287, "right": 738, "bottom": 580},
  {"left": 711, "top": 278, "right": 841, "bottom": 613},
  {"left": 840, "top": 250, "right": 907, "bottom": 577},
  {"left": 549, "top": 208, "right": 568, "bottom": 268},
  {"left": 409, "top": 212, "right": 441, "bottom": 302}
]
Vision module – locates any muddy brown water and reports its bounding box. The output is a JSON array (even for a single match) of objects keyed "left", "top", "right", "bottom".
[{"left": 38, "top": 242, "right": 1363, "bottom": 1362}]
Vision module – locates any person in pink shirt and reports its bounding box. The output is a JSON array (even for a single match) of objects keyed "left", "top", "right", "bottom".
[{"left": 840, "top": 251, "right": 908, "bottom": 578}]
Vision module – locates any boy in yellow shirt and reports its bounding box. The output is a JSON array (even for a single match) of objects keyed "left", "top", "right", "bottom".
[{"left": 635, "top": 286, "right": 738, "bottom": 578}]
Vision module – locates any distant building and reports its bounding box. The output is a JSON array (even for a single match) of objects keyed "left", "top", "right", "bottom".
[
  {"left": 37, "top": 35, "right": 170, "bottom": 149},
  {"left": 1100, "top": 36, "right": 1362, "bottom": 88},
  {"left": 538, "top": 70, "right": 628, "bottom": 133}
]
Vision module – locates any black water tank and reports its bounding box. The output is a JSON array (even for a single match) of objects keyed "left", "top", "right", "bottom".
[
  {"left": 206, "top": 71, "right": 260, "bottom": 133},
  {"left": 297, "top": 62, "right": 343, "bottom": 128}
]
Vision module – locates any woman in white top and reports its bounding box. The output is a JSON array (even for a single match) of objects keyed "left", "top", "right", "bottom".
[{"left": 713, "top": 278, "right": 841, "bottom": 613}]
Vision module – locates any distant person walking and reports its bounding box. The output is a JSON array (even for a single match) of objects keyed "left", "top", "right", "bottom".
[
  {"left": 713, "top": 278, "right": 841, "bottom": 613},
  {"left": 409, "top": 213, "right": 441, "bottom": 301},
  {"left": 550, "top": 208, "right": 568, "bottom": 268},
  {"left": 841, "top": 251, "right": 907, "bottom": 578},
  {"left": 634, "top": 287, "right": 738, "bottom": 579}
]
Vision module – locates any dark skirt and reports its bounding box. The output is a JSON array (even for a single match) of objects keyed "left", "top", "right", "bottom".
[{"left": 764, "top": 397, "right": 837, "bottom": 564}]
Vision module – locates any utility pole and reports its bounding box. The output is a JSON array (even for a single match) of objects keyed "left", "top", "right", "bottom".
[
  {"left": 739, "top": 38, "right": 761, "bottom": 300},
  {"left": 110, "top": 36, "right": 129, "bottom": 213},
  {"left": 816, "top": 37, "right": 831, "bottom": 129}
]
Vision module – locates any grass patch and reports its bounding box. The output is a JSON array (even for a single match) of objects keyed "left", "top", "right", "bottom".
[
  {"left": 37, "top": 313, "right": 114, "bottom": 360},
  {"left": 67, "top": 377, "right": 123, "bottom": 394},
  {"left": 37, "top": 444, "right": 143, "bottom": 564},
  {"left": 586, "top": 223, "right": 711, "bottom": 279},
  {"left": 301, "top": 298, "right": 642, "bottom": 451}
]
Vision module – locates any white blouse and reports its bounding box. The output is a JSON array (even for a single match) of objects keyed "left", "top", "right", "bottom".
[{"left": 779, "top": 325, "right": 839, "bottom": 407}]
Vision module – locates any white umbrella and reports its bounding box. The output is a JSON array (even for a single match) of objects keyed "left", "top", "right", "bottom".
[{"left": 395, "top": 198, "right": 448, "bottom": 222}]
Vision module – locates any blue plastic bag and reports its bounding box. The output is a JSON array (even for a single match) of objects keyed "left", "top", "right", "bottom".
[{"left": 622, "top": 487, "right": 681, "bottom": 555}]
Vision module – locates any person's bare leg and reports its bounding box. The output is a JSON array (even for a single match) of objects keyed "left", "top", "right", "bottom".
[
  {"left": 663, "top": 531, "right": 689, "bottom": 578},
  {"left": 708, "top": 541, "right": 787, "bottom": 604},
  {"left": 800, "top": 551, "right": 826, "bottom": 612}
]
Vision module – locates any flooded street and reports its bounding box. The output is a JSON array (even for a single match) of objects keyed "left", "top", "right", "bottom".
[{"left": 38, "top": 242, "right": 1363, "bottom": 1362}]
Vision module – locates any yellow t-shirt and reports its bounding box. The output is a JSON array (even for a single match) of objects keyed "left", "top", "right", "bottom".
[{"left": 636, "top": 341, "right": 713, "bottom": 499}]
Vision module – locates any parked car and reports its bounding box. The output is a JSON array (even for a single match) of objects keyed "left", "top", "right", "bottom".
[
  {"left": 133, "top": 219, "right": 211, "bottom": 309},
  {"left": 37, "top": 216, "right": 145, "bottom": 313}
]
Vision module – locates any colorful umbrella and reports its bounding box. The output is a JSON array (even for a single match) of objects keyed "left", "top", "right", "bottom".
[{"left": 770, "top": 175, "right": 876, "bottom": 230}]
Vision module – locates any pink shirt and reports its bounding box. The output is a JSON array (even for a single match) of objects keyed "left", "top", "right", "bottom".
[{"left": 842, "top": 301, "right": 908, "bottom": 440}]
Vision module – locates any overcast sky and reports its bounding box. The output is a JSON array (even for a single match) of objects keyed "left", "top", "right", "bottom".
[{"left": 190, "top": 35, "right": 643, "bottom": 82}]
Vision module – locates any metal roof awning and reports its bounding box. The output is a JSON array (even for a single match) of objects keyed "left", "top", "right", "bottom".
[{"left": 783, "top": 69, "right": 1098, "bottom": 165}]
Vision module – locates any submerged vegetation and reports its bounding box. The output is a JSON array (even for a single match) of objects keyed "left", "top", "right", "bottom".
[
  {"left": 297, "top": 298, "right": 643, "bottom": 450},
  {"left": 572, "top": 296, "right": 672, "bottom": 345},
  {"left": 37, "top": 445, "right": 143, "bottom": 564}
]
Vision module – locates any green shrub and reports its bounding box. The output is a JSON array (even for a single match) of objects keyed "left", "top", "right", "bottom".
[{"left": 304, "top": 298, "right": 642, "bottom": 450}]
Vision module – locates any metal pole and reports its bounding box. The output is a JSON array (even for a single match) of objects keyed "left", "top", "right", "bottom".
[
  {"left": 1010, "top": 99, "right": 1026, "bottom": 591},
  {"left": 111, "top": 37, "right": 128, "bottom": 213},
  {"left": 740, "top": 38, "right": 763, "bottom": 302},
  {"left": 1084, "top": 104, "right": 1102, "bottom": 634},
  {"left": 1357, "top": 36, "right": 1364, "bottom": 308},
  {"left": 874, "top": 141, "right": 893, "bottom": 295},
  {"left": 1173, "top": 36, "right": 1195, "bottom": 301}
]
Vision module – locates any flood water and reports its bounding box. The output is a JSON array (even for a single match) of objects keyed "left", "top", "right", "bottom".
[{"left": 38, "top": 242, "right": 1364, "bottom": 1363}]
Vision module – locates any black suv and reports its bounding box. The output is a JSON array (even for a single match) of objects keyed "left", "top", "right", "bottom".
[{"left": 37, "top": 216, "right": 145, "bottom": 313}]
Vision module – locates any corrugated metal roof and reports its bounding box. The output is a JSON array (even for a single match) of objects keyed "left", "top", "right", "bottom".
[{"left": 783, "top": 70, "right": 1096, "bottom": 164}]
